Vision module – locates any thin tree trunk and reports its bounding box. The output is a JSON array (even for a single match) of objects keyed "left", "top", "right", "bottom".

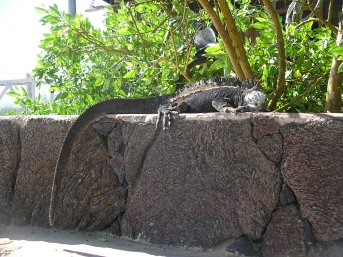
[
  {"left": 197, "top": 0, "right": 246, "bottom": 80},
  {"left": 326, "top": 9, "right": 343, "bottom": 112},
  {"left": 262, "top": 0, "right": 287, "bottom": 110},
  {"left": 217, "top": 0, "right": 254, "bottom": 79}
]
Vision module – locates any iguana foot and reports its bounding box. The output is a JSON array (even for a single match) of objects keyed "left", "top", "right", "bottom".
[{"left": 156, "top": 104, "right": 180, "bottom": 130}]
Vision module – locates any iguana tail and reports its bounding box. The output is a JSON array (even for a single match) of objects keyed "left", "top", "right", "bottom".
[{"left": 49, "top": 96, "right": 168, "bottom": 226}]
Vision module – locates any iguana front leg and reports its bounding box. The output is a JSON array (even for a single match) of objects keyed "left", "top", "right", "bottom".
[
  {"left": 156, "top": 104, "right": 180, "bottom": 130},
  {"left": 155, "top": 100, "right": 190, "bottom": 130}
]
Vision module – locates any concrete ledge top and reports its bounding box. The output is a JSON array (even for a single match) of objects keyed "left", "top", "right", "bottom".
[
  {"left": 1, "top": 112, "right": 342, "bottom": 119},
  {"left": 108, "top": 112, "right": 343, "bottom": 122},
  {"left": 1, "top": 112, "right": 342, "bottom": 126}
]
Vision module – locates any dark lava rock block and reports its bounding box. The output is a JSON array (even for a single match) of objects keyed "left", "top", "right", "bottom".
[
  {"left": 53, "top": 123, "right": 126, "bottom": 231},
  {"left": 251, "top": 115, "right": 280, "bottom": 140},
  {"left": 0, "top": 119, "right": 20, "bottom": 224},
  {"left": 121, "top": 116, "right": 281, "bottom": 248},
  {"left": 11, "top": 117, "right": 72, "bottom": 226},
  {"left": 257, "top": 134, "right": 283, "bottom": 164},
  {"left": 10, "top": 116, "right": 129, "bottom": 230},
  {"left": 281, "top": 119, "right": 343, "bottom": 241},
  {"left": 262, "top": 205, "right": 306, "bottom": 257}
]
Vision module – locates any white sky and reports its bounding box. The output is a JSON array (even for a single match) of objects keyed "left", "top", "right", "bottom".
[
  {"left": 0, "top": 0, "right": 107, "bottom": 80},
  {"left": 0, "top": 0, "right": 108, "bottom": 107}
]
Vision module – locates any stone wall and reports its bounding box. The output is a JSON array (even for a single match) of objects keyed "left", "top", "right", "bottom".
[{"left": 0, "top": 113, "right": 342, "bottom": 256}]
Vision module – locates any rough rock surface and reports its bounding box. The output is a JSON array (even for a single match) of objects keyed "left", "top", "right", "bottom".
[
  {"left": 257, "top": 134, "right": 283, "bottom": 163},
  {"left": 9, "top": 116, "right": 126, "bottom": 231},
  {"left": 120, "top": 115, "right": 281, "bottom": 248},
  {"left": 11, "top": 117, "right": 73, "bottom": 226},
  {"left": 53, "top": 122, "right": 126, "bottom": 231},
  {"left": 251, "top": 115, "right": 280, "bottom": 139},
  {"left": 0, "top": 113, "right": 342, "bottom": 255},
  {"left": 281, "top": 119, "right": 343, "bottom": 241},
  {"left": 262, "top": 205, "right": 306, "bottom": 257},
  {"left": 0, "top": 119, "right": 20, "bottom": 224}
]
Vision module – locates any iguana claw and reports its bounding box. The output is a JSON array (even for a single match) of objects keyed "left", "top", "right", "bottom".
[{"left": 156, "top": 105, "right": 180, "bottom": 130}]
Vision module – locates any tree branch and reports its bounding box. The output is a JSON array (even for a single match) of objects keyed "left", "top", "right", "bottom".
[
  {"left": 326, "top": 8, "right": 343, "bottom": 112},
  {"left": 217, "top": 0, "right": 254, "bottom": 79},
  {"left": 307, "top": 2, "right": 338, "bottom": 35},
  {"left": 276, "top": 72, "right": 328, "bottom": 111},
  {"left": 170, "top": 30, "right": 193, "bottom": 83},
  {"left": 261, "top": 0, "right": 287, "bottom": 110},
  {"left": 197, "top": 0, "right": 246, "bottom": 80},
  {"left": 296, "top": 17, "right": 338, "bottom": 35},
  {"left": 327, "top": 0, "right": 333, "bottom": 23}
]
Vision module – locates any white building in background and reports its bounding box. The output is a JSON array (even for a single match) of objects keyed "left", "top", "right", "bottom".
[
  {"left": 0, "top": 74, "right": 36, "bottom": 101},
  {"left": 0, "top": 73, "right": 55, "bottom": 112},
  {"left": 0, "top": 74, "right": 37, "bottom": 111}
]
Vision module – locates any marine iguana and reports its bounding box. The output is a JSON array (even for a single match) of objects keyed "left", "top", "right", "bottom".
[{"left": 48, "top": 77, "right": 267, "bottom": 226}]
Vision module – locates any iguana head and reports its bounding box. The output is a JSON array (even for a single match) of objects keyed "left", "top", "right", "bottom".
[{"left": 244, "top": 90, "right": 266, "bottom": 109}]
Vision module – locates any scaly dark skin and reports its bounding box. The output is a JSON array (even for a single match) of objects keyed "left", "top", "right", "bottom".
[{"left": 49, "top": 77, "right": 267, "bottom": 226}]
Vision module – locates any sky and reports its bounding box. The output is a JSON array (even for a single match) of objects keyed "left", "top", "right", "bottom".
[{"left": 0, "top": 0, "right": 108, "bottom": 108}]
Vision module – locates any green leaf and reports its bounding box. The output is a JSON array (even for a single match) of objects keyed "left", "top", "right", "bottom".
[
  {"left": 102, "top": 79, "right": 110, "bottom": 91},
  {"left": 117, "top": 27, "right": 129, "bottom": 34},
  {"left": 95, "top": 76, "right": 105, "bottom": 87},
  {"left": 14, "top": 99, "right": 23, "bottom": 105},
  {"left": 86, "top": 94, "right": 93, "bottom": 102},
  {"left": 204, "top": 45, "right": 223, "bottom": 56},
  {"left": 20, "top": 87, "right": 29, "bottom": 98},
  {"left": 250, "top": 21, "right": 270, "bottom": 30},
  {"left": 49, "top": 4, "right": 60, "bottom": 15},
  {"left": 330, "top": 46, "right": 343, "bottom": 55},
  {"left": 49, "top": 86, "right": 59, "bottom": 92},
  {"left": 35, "top": 7, "right": 47, "bottom": 14},
  {"left": 209, "top": 58, "right": 225, "bottom": 71},
  {"left": 224, "top": 59, "right": 232, "bottom": 77},
  {"left": 7, "top": 91, "right": 21, "bottom": 97},
  {"left": 338, "top": 63, "right": 343, "bottom": 73},
  {"left": 123, "top": 69, "right": 135, "bottom": 79}
]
